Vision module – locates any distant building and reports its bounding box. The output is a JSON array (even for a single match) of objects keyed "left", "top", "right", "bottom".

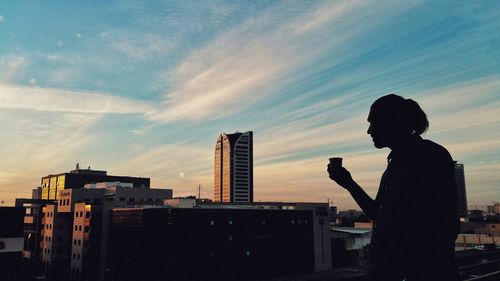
[
  {"left": 40, "top": 166, "right": 150, "bottom": 200},
  {"left": 214, "top": 131, "right": 253, "bottom": 203},
  {"left": 487, "top": 202, "right": 500, "bottom": 215},
  {"left": 454, "top": 161, "right": 468, "bottom": 218},
  {"left": 330, "top": 227, "right": 372, "bottom": 268}
]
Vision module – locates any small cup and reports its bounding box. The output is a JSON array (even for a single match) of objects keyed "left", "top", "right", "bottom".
[{"left": 329, "top": 157, "right": 343, "bottom": 167}]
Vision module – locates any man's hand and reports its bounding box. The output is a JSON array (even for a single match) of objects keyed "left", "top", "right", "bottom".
[{"left": 327, "top": 164, "right": 355, "bottom": 190}]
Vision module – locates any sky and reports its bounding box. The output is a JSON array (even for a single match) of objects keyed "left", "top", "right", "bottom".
[{"left": 0, "top": 0, "right": 499, "bottom": 209}]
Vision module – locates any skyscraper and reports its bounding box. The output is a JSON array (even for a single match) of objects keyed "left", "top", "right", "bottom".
[
  {"left": 214, "top": 131, "right": 253, "bottom": 202},
  {"left": 454, "top": 161, "right": 468, "bottom": 218}
]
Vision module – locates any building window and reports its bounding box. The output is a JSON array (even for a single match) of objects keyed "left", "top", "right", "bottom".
[
  {"left": 80, "top": 211, "right": 83, "bottom": 217},
  {"left": 73, "top": 239, "right": 77, "bottom": 245},
  {"left": 245, "top": 250, "right": 251, "bottom": 256},
  {"left": 79, "top": 225, "right": 82, "bottom": 231},
  {"left": 119, "top": 197, "right": 125, "bottom": 201},
  {"left": 85, "top": 212, "right": 90, "bottom": 218},
  {"left": 84, "top": 226, "right": 89, "bottom": 233},
  {"left": 229, "top": 220, "right": 233, "bottom": 225},
  {"left": 210, "top": 220, "right": 215, "bottom": 226},
  {"left": 78, "top": 240, "right": 81, "bottom": 245},
  {"left": 74, "top": 225, "right": 78, "bottom": 231}
]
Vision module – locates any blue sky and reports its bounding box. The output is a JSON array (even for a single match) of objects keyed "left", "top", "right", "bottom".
[{"left": 0, "top": 1, "right": 499, "bottom": 209}]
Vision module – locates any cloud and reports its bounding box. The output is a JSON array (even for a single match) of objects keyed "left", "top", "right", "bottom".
[
  {"left": 0, "top": 15, "right": 4, "bottom": 22},
  {"left": 0, "top": 83, "right": 156, "bottom": 114},
  {"left": 109, "top": 33, "right": 175, "bottom": 61},
  {"left": 0, "top": 55, "right": 28, "bottom": 82},
  {"left": 147, "top": 1, "right": 397, "bottom": 123},
  {"left": 29, "top": 78, "right": 36, "bottom": 85}
]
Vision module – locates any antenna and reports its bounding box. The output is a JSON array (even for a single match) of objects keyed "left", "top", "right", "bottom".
[{"left": 198, "top": 184, "right": 201, "bottom": 199}]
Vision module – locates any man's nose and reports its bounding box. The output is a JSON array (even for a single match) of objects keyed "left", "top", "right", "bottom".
[{"left": 367, "top": 125, "right": 372, "bottom": 135}]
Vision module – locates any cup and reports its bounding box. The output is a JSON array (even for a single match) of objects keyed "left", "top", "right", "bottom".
[{"left": 329, "top": 157, "right": 343, "bottom": 167}]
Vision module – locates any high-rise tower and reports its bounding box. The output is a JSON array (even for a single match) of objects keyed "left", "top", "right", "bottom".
[
  {"left": 214, "top": 131, "right": 253, "bottom": 202},
  {"left": 454, "top": 161, "right": 468, "bottom": 218}
]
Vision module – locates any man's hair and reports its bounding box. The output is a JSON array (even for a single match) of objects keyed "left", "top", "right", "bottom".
[{"left": 371, "top": 94, "right": 429, "bottom": 135}]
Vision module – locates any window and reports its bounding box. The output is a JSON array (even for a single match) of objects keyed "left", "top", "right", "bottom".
[
  {"left": 79, "top": 225, "right": 82, "bottom": 231},
  {"left": 78, "top": 240, "right": 81, "bottom": 245},
  {"left": 73, "top": 239, "right": 77, "bottom": 245},
  {"left": 84, "top": 226, "right": 89, "bottom": 233},
  {"left": 228, "top": 220, "right": 233, "bottom": 225},
  {"left": 119, "top": 197, "right": 125, "bottom": 201},
  {"left": 85, "top": 212, "right": 90, "bottom": 218},
  {"left": 74, "top": 225, "right": 78, "bottom": 231},
  {"left": 80, "top": 211, "right": 83, "bottom": 217},
  {"left": 210, "top": 220, "right": 215, "bottom": 226}
]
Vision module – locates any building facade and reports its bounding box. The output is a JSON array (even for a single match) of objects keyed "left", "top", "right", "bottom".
[
  {"left": 40, "top": 167, "right": 150, "bottom": 200},
  {"left": 0, "top": 207, "right": 25, "bottom": 280},
  {"left": 21, "top": 175, "right": 172, "bottom": 281},
  {"left": 109, "top": 207, "right": 315, "bottom": 281},
  {"left": 214, "top": 131, "right": 253, "bottom": 203},
  {"left": 454, "top": 161, "right": 468, "bottom": 218}
]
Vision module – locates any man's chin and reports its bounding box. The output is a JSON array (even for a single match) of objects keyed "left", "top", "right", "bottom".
[{"left": 372, "top": 140, "right": 386, "bottom": 149}]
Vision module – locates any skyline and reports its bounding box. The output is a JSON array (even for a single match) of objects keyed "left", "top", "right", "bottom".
[{"left": 0, "top": 1, "right": 499, "bottom": 208}]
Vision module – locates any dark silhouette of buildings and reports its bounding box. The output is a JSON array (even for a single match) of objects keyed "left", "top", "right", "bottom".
[
  {"left": 0, "top": 206, "right": 25, "bottom": 281},
  {"left": 109, "top": 207, "right": 315, "bottom": 281},
  {"left": 214, "top": 131, "right": 253, "bottom": 203}
]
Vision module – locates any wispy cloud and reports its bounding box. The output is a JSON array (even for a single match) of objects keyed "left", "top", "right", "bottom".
[
  {"left": 0, "top": 54, "right": 28, "bottom": 82},
  {"left": 147, "top": 0, "right": 402, "bottom": 123},
  {"left": 0, "top": 83, "right": 156, "bottom": 114}
]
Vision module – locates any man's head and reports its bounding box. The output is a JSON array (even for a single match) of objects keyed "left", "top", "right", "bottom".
[{"left": 367, "top": 94, "right": 428, "bottom": 149}]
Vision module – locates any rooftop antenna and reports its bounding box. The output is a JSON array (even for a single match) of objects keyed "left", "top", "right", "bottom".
[
  {"left": 76, "top": 162, "right": 80, "bottom": 170},
  {"left": 198, "top": 184, "right": 201, "bottom": 199}
]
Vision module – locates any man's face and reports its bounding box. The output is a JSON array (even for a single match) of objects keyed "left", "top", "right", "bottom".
[{"left": 367, "top": 109, "right": 394, "bottom": 149}]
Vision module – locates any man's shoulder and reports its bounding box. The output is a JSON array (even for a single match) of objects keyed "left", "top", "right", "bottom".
[{"left": 419, "top": 138, "right": 453, "bottom": 162}]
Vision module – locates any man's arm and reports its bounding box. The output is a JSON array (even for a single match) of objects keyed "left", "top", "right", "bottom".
[{"left": 328, "top": 165, "right": 379, "bottom": 220}]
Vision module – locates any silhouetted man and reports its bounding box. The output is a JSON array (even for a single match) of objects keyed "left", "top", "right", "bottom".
[{"left": 328, "top": 94, "right": 459, "bottom": 281}]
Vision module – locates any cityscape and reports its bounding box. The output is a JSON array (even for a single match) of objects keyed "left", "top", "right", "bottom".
[{"left": 1, "top": 1, "right": 500, "bottom": 281}]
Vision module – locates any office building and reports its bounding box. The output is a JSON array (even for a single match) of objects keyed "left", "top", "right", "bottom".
[
  {"left": 40, "top": 166, "right": 150, "bottom": 200},
  {"left": 21, "top": 168, "right": 172, "bottom": 281},
  {"left": 454, "top": 161, "right": 468, "bottom": 218},
  {"left": 162, "top": 200, "right": 331, "bottom": 272},
  {"left": 214, "top": 131, "right": 253, "bottom": 203},
  {"left": 109, "top": 207, "right": 315, "bottom": 281}
]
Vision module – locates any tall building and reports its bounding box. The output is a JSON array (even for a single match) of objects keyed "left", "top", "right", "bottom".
[
  {"left": 214, "top": 131, "right": 253, "bottom": 203},
  {"left": 40, "top": 166, "right": 150, "bottom": 200},
  {"left": 454, "top": 161, "right": 468, "bottom": 218}
]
